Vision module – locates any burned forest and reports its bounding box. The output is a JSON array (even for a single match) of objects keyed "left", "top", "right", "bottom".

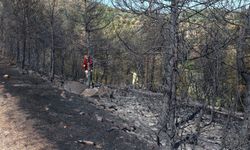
[{"left": 0, "top": 0, "right": 250, "bottom": 149}]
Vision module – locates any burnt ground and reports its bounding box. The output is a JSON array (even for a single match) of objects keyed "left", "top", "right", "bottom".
[
  {"left": 0, "top": 58, "right": 244, "bottom": 150},
  {"left": 0, "top": 61, "right": 156, "bottom": 150}
]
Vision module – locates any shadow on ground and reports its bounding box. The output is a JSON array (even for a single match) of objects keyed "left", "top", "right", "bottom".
[{"left": 0, "top": 64, "right": 155, "bottom": 150}]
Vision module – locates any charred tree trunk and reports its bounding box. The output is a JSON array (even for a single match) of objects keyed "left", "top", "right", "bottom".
[
  {"left": 21, "top": 3, "right": 27, "bottom": 70},
  {"left": 161, "top": 0, "right": 179, "bottom": 149},
  {"left": 36, "top": 49, "right": 40, "bottom": 72},
  {"left": 34, "top": 40, "right": 40, "bottom": 72},
  {"left": 22, "top": 23, "right": 26, "bottom": 70},
  {"left": 43, "top": 49, "right": 46, "bottom": 72},
  {"left": 101, "top": 49, "right": 108, "bottom": 84},
  {"left": 238, "top": 7, "right": 250, "bottom": 148},
  {"left": 28, "top": 41, "right": 31, "bottom": 66},
  {"left": 50, "top": 0, "right": 56, "bottom": 81},
  {"left": 61, "top": 49, "right": 65, "bottom": 78},
  {"left": 16, "top": 40, "right": 20, "bottom": 64},
  {"left": 144, "top": 55, "right": 149, "bottom": 89},
  {"left": 72, "top": 57, "right": 77, "bottom": 80},
  {"left": 149, "top": 55, "right": 155, "bottom": 91}
]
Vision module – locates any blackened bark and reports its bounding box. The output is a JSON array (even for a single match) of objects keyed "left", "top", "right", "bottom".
[
  {"left": 161, "top": 0, "right": 179, "bottom": 149},
  {"left": 237, "top": 7, "right": 250, "bottom": 148},
  {"left": 149, "top": 55, "right": 155, "bottom": 91}
]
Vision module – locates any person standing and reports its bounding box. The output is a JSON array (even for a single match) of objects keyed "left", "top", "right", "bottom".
[
  {"left": 87, "top": 55, "right": 93, "bottom": 87},
  {"left": 82, "top": 55, "right": 88, "bottom": 79}
]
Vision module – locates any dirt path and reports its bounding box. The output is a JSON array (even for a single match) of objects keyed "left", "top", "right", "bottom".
[
  {"left": 0, "top": 84, "right": 55, "bottom": 150},
  {"left": 0, "top": 62, "right": 154, "bottom": 150}
]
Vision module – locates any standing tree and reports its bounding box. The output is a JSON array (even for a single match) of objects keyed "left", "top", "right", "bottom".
[
  {"left": 49, "top": 0, "right": 57, "bottom": 81},
  {"left": 237, "top": 6, "right": 250, "bottom": 148}
]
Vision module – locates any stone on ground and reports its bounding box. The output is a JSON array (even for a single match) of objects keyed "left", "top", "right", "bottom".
[
  {"left": 98, "top": 86, "right": 114, "bottom": 98},
  {"left": 81, "top": 88, "right": 99, "bottom": 97},
  {"left": 3, "top": 74, "right": 10, "bottom": 79},
  {"left": 63, "top": 81, "right": 87, "bottom": 94}
]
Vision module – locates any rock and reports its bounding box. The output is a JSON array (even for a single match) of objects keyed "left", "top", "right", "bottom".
[
  {"left": 49, "top": 112, "right": 58, "bottom": 117},
  {"left": 67, "top": 84, "right": 114, "bottom": 98},
  {"left": 77, "top": 140, "right": 102, "bottom": 149},
  {"left": 106, "top": 126, "right": 120, "bottom": 132},
  {"left": 98, "top": 104, "right": 106, "bottom": 109},
  {"left": 95, "top": 144, "right": 102, "bottom": 149},
  {"left": 13, "top": 83, "right": 31, "bottom": 87},
  {"left": 88, "top": 99, "right": 100, "bottom": 105},
  {"left": 73, "top": 108, "right": 80, "bottom": 112},
  {"left": 63, "top": 81, "right": 87, "bottom": 94},
  {"left": 3, "top": 93, "right": 11, "bottom": 98},
  {"left": 78, "top": 78, "right": 84, "bottom": 84},
  {"left": 28, "top": 70, "right": 35, "bottom": 75},
  {"left": 45, "top": 106, "right": 49, "bottom": 111},
  {"left": 79, "top": 112, "right": 85, "bottom": 115},
  {"left": 3, "top": 74, "right": 10, "bottom": 79},
  {"left": 81, "top": 88, "right": 99, "bottom": 97},
  {"left": 106, "top": 108, "right": 116, "bottom": 113},
  {"left": 3, "top": 131, "right": 10, "bottom": 136},
  {"left": 108, "top": 105, "right": 118, "bottom": 111},
  {"left": 98, "top": 86, "right": 115, "bottom": 98},
  {"left": 21, "top": 70, "right": 28, "bottom": 74},
  {"left": 77, "top": 140, "right": 95, "bottom": 145},
  {"left": 152, "top": 127, "right": 158, "bottom": 131},
  {"left": 60, "top": 91, "right": 66, "bottom": 98},
  {"left": 8, "top": 61, "right": 15, "bottom": 66},
  {"left": 105, "top": 118, "right": 114, "bottom": 123},
  {"left": 148, "top": 122, "right": 155, "bottom": 126},
  {"left": 118, "top": 123, "right": 137, "bottom": 133},
  {"left": 95, "top": 114, "right": 103, "bottom": 122},
  {"left": 53, "top": 79, "right": 64, "bottom": 88}
]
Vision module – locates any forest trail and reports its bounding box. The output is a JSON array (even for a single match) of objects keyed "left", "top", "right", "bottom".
[{"left": 0, "top": 60, "right": 153, "bottom": 150}]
